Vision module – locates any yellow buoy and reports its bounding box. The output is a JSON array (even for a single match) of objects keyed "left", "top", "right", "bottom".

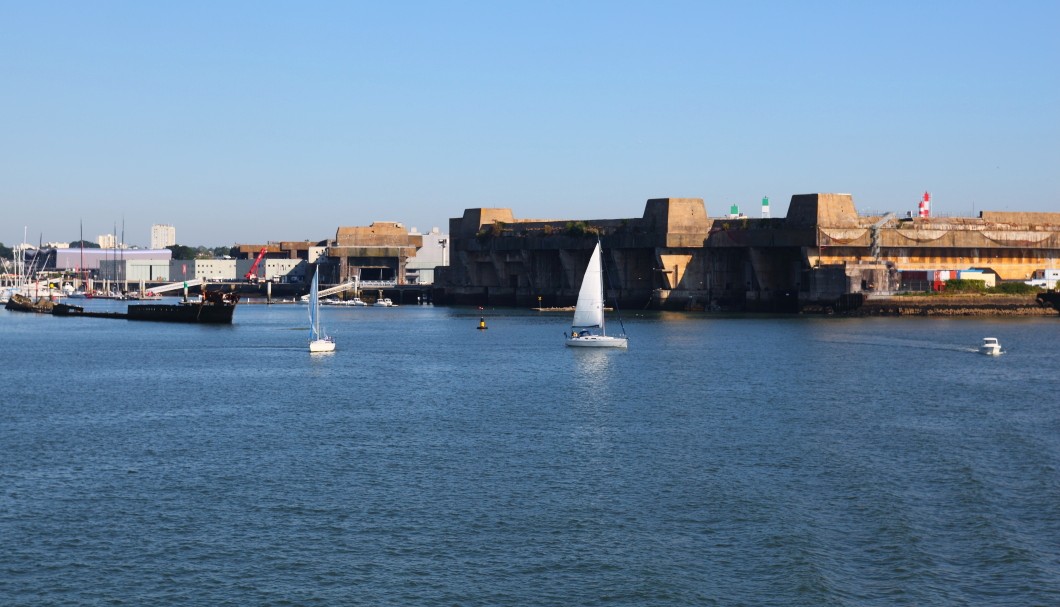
[{"left": 478, "top": 317, "right": 488, "bottom": 330}]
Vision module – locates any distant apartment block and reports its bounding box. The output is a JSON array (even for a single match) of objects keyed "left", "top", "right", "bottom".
[
  {"left": 97, "top": 234, "right": 116, "bottom": 248},
  {"left": 151, "top": 224, "right": 176, "bottom": 249}
]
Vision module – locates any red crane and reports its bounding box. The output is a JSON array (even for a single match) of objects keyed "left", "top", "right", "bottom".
[{"left": 244, "top": 247, "right": 268, "bottom": 282}]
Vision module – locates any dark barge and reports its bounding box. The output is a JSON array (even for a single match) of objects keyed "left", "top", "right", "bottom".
[
  {"left": 1037, "top": 291, "right": 1060, "bottom": 314},
  {"left": 52, "top": 290, "right": 240, "bottom": 324},
  {"left": 5, "top": 294, "right": 57, "bottom": 314}
]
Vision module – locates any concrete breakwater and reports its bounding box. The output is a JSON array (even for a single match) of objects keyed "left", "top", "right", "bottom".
[
  {"left": 841, "top": 294, "right": 1056, "bottom": 317},
  {"left": 434, "top": 195, "right": 1060, "bottom": 313}
]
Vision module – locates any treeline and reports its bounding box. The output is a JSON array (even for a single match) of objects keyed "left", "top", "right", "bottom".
[
  {"left": 166, "top": 245, "right": 237, "bottom": 259},
  {"left": 0, "top": 241, "right": 94, "bottom": 258},
  {"left": 943, "top": 278, "right": 1050, "bottom": 294},
  {"left": 0, "top": 242, "right": 234, "bottom": 260}
]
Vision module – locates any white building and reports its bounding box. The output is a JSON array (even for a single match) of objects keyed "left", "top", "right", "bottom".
[
  {"left": 55, "top": 248, "right": 171, "bottom": 271},
  {"left": 151, "top": 224, "right": 176, "bottom": 249},
  {"left": 170, "top": 259, "right": 238, "bottom": 282},
  {"left": 257, "top": 256, "right": 307, "bottom": 283},
  {"left": 163, "top": 258, "right": 306, "bottom": 283},
  {"left": 243, "top": 259, "right": 307, "bottom": 283},
  {"left": 100, "top": 259, "right": 171, "bottom": 283},
  {"left": 405, "top": 227, "right": 449, "bottom": 284},
  {"left": 97, "top": 234, "right": 131, "bottom": 249}
]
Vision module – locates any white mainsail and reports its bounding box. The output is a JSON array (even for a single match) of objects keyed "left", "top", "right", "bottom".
[
  {"left": 309, "top": 268, "right": 321, "bottom": 340},
  {"left": 308, "top": 268, "right": 335, "bottom": 352},
  {"left": 571, "top": 242, "right": 605, "bottom": 329}
]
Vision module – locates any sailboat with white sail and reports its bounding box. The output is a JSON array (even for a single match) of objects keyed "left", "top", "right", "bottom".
[
  {"left": 565, "top": 241, "right": 628, "bottom": 348},
  {"left": 308, "top": 268, "right": 336, "bottom": 353}
]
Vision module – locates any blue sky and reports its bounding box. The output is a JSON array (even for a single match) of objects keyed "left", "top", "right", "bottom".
[{"left": 2, "top": 1, "right": 1057, "bottom": 246}]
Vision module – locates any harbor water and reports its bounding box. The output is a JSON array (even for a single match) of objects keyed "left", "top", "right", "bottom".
[{"left": 2, "top": 302, "right": 1059, "bottom": 605}]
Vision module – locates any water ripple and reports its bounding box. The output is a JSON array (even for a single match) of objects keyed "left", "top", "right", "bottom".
[{"left": 2, "top": 310, "right": 1060, "bottom": 605}]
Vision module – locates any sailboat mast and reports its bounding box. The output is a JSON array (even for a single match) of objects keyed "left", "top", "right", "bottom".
[
  {"left": 597, "top": 242, "right": 606, "bottom": 335},
  {"left": 20, "top": 227, "right": 26, "bottom": 288},
  {"left": 309, "top": 267, "right": 319, "bottom": 339},
  {"left": 79, "top": 220, "right": 84, "bottom": 291},
  {"left": 36, "top": 231, "right": 41, "bottom": 299},
  {"left": 121, "top": 218, "right": 126, "bottom": 293},
  {"left": 111, "top": 222, "right": 116, "bottom": 290},
  {"left": 602, "top": 246, "right": 610, "bottom": 336}
]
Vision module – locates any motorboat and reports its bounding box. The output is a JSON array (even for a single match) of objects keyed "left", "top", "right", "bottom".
[
  {"left": 979, "top": 337, "right": 1002, "bottom": 356},
  {"left": 322, "top": 297, "right": 369, "bottom": 307},
  {"left": 127, "top": 290, "right": 162, "bottom": 300},
  {"left": 373, "top": 298, "right": 395, "bottom": 307}
]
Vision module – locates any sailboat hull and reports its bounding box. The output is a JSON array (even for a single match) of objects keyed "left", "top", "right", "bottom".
[
  {"left": 565, "top": 335, "right": 628, "bottom": 348},
  {"left": 310, "top": 338, "right": 336, "bottom": 352}
]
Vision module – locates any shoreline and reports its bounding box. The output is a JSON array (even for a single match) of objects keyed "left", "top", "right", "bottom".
[{"left": 839, "top": 293, "right": 1057, "bottom": 317}]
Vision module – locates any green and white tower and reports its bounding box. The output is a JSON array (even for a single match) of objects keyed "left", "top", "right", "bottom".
[{"left": 761, "top": 196, "right": 770, "bottom": 219}]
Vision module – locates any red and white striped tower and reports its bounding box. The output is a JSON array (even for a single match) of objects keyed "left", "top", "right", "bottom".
[{"left": 918, "top": 191, "right": 931, "bottom": 217}]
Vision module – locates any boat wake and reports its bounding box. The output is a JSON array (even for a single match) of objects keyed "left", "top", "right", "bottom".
[{"left": 817, "top": 335, "right": 986, "bottom": 354}]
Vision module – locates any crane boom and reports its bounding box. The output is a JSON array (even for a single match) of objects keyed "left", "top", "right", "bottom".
[
  {"left": 870, "top": 213, "right": 895, "bottom": 260},
  {"left": 244, "top": 247, "right": 268, "bottom": 281}
]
